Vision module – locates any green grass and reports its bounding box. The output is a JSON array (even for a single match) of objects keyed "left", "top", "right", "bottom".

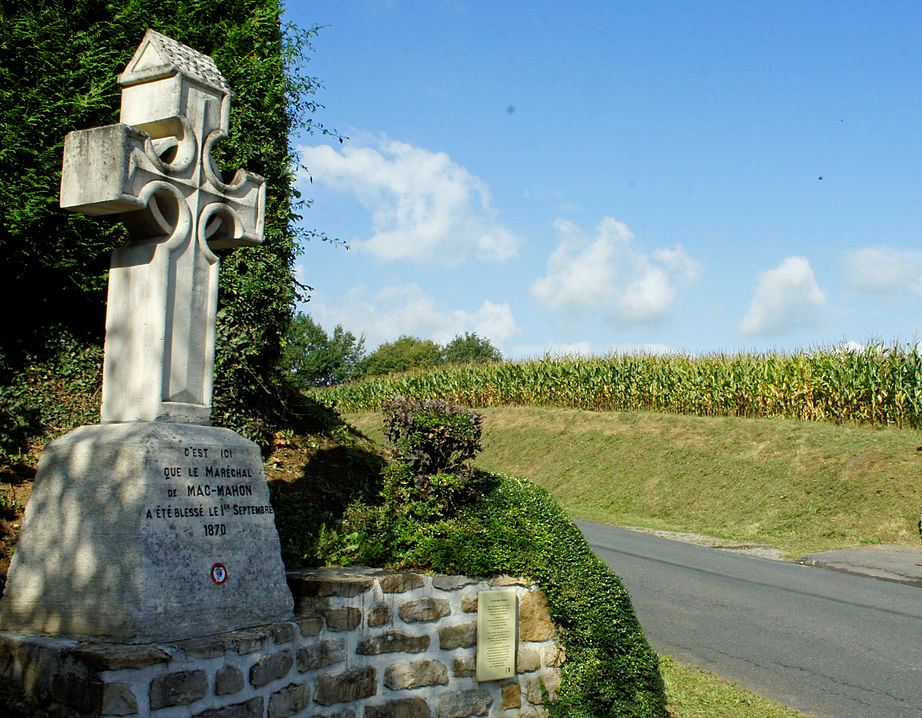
[
  {"left": 660, "top": 656, "right": 813, "bottom": 718},
  {"left": 341, "top": 407, "right": 817, "bottom": 716},
  {"left": 346, "top": 406, "right": 922, "bottom": 557}
]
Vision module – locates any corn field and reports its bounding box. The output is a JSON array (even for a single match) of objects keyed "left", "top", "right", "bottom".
[{"left": 310, "top": 344, "right": 922, "bottom": 429}]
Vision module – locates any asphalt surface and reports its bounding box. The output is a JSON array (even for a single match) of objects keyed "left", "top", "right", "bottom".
[{"left": 577, "top": 520, "right": 922, "bottom": 718}]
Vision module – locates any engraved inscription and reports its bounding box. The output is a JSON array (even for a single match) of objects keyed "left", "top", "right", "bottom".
[{"left": 145, "top": 445, "right": 271, "bottom": 537}]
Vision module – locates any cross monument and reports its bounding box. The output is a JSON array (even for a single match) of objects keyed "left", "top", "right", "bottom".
[
  {"left": 0, "top": 31, "right": 293, "bottom": 641},
  {"left": 61, "top": 29, "right": 265, "bottom": 425}
]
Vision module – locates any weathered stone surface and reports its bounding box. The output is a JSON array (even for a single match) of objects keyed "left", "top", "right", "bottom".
[
  {"left": 357, "top": 631, "right": 429, "bottom": 655},
  {"left": 314, "top": 666, "right": 377, "bottom": 705},
  {"left": 71, "top": 643, "right": 171, "bottom": 670},
  {"left": 489, "top": 576, "right": 528, "bottom": 587},
  {"left": 399, "top": 598, "right": 450, "bottom": 623},
  {"left": 519, "top": 591, "right": 555, "bottom": 642},
  {"left": 270, "top": 622, "right": 298, "bottom": 644},
  {"left": 227, "top": 629, "right": 269, "bottom": 655},
  {"left": 501, "top": 683, "right": 522, "bottom": 710},
  {"left": 59, "top": 33, "right": 259, "bottom": 425},
  {"left": 436, "top": 689, "right": 492, "bottom": 718},
  {"left": 296, "top": 616, "right": 323, "bottom": 637},
  {"left": 296, "top": 639, "right": 345, "bottom": 672},
  {"left": 268, "top": 682, "right": 310, "bottom": 718},
  {"left": 193, "top": 697, "right": 263, "bottom": 718},
  {"left": 541, "top": 644, "right": 566, "bottom": 668},
  {"left": 249, "top": 649, "right": 294, "bottom": 688},
  {"left": 1, "top": 428, "right": 293, "bottom": 642},
  {"left": 0, "top": 637, "right": 103, "bottom": 714},
  {"left": 432, "top": 576, "right": 478, "bottom": 591},
  {"left": 460, "top": 595, "right": 478, "bottom": 613},
  {"left": 149, "top": 669, "right": 208, "bottom": 710},
  {"left": 368, "top": 603, "right": 391, "bottom": 627},
  {"left": 516, "top": 644, "right": 541, "bottom": 673},
  {"left": 324, "top": 606, "right": 362, "bottom": 631},
  {"left": 293, "top": 595, "right": 329, "bottom": 617},
  {"left": 215, "top": 665, "right": 244, "bottom": 695},
  {"left": 379, "top": 573, "right": 425, "bottom": 593},
  {"left": 313, "top": 711, "right": 356, "bottom": 718},
  {"left": 289, "top": 572, "right": 373, "bottom": 598},
  {"left": 384, "top": 659, "right": 449, "bottom": 690},
  {"left": 452, "top": 655, "right": 475, "bottom": 677},
  {"left": 438, "top": 622, "right": 476, "bottom": 650},
  {"left": 175, "top": 636, "right": 226, "bottom": 659},
  {"left": 364, "top": 697, "right": 431, "bottom": 718},
  {"left": 525, "top": 674, "right": 561, "bottom": 705},
  {"left": 101, "top": 682, "right": 138, "bottom": 716}
]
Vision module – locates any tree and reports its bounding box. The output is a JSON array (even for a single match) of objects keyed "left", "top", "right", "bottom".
[
  {"left": 362, "top": 336, "right": 442, "bottom": 377},
  {"left": 281, "top": 314, "right": 364, "bottom": 389},
  {"left": 441, "top": 332, "right": 502, "bottom": 365}
]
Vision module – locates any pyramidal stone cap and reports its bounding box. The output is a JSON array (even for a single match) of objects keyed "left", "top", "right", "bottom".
[{"left": 118, "top": 28, "right": 232, "bottom": 97}]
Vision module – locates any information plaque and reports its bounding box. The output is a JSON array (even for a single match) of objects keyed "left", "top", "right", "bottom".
[{"left": 476, "top": 589, "right": 518, "bottom": 681}]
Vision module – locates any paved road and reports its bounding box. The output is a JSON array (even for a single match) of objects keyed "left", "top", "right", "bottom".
[{"left": 577, "top": 521, "right": 922, "bottom": 718}]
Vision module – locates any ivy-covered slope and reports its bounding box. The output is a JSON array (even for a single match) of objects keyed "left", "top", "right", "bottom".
[{"left": 439, "top": 475, "right": 667, "bottom": 717}]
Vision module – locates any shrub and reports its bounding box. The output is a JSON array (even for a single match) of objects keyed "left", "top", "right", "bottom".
[
  {"left": 0, "top": 332, "right": 102, "bottom": 463},
  {"left": 1, "top": 2, "right": 336, "bottom": 452},
  {"left": 382, "top": 396, "right": 483, "bottom": 477},
  {"left": 316, "top": 400, "right": 668, "bottom": 716}
]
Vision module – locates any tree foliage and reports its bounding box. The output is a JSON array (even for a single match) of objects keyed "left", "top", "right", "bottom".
[
  {"left": 358, "top": 333, "right": 503, "bottom": 378},
  {"left": 362, "top": 336, "right": 443, "bottom": 377},
  {"left": 281, "top": 313, "right": 364, "bottom": 389},
  {"left": 440, "top": 332, "right": 502, "bottom": 365},
  {"left": 0, "top": 0, "right": 332, "bottom": 447}
]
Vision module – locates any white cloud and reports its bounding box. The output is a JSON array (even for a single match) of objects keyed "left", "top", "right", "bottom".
[
  {"left": 843, "top": 247, "right": 922, "bottom": 295},
  {"left": 530, "top": 217, "right": 700, "bottom": 323},
  {"left": 299, "top": 138, "right": 519, "bottom": 266},
  {"left": 740, "top": 256, "right": 826, "bottom": 336},
  {"left": 653, "top": 246, "right": 701, "bottom": 282},
  {"left": 307, "top": 284, "right": 519, "bottom": 351}
]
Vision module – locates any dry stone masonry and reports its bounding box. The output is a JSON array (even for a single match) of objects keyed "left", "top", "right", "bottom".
[{"left": 0, "top": 569, "right": 564, "bottom": 717}]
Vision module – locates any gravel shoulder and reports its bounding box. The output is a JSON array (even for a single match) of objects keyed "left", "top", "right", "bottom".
[{"left": 623, "top": 525, "right": 922, "bottom": 586}]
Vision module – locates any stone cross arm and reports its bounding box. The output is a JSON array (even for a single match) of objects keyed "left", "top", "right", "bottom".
[{"left": 61, "top": 122, "right": 264, "bottom": 248}]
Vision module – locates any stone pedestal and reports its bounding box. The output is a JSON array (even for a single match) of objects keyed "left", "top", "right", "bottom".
[
  {"left": 0, "top": 570, "right": 563, "bottom": 718},
  {"left": 0, "top": 422, "right": 292, "bottom": 641}
]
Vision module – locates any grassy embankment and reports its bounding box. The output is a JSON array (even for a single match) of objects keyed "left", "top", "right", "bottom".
[
  {"left": 342, "top": 406, "right": 818, "bottom": 718},
  {"left": 346, "top": 406, "right": 922, "bottom": 557},
  {"left": 660, "top": 657, "right": 810, "bottom": 718}
]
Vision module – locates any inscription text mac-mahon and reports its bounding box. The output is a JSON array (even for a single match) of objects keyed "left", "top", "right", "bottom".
[{"left": 187, "top": 482, "right": 255, "bottom": 497}]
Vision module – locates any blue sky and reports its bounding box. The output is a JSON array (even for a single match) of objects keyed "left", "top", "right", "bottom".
[{"left": 284, "top": 1, "right": 922, "bottom": 358}]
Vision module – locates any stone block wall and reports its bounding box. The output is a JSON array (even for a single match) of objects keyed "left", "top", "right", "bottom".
[{"left": 0, "top": 568, "right": 563, "bottom": 717}]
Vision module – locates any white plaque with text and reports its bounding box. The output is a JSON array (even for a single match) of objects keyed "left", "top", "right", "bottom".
[{"left": 476, "top": 589, "right": 518, "bottom": 681}]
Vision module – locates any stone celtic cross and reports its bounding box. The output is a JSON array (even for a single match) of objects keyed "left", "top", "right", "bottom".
[{"left": 60, "top": 30, "right": 265, "bottom": 424}]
